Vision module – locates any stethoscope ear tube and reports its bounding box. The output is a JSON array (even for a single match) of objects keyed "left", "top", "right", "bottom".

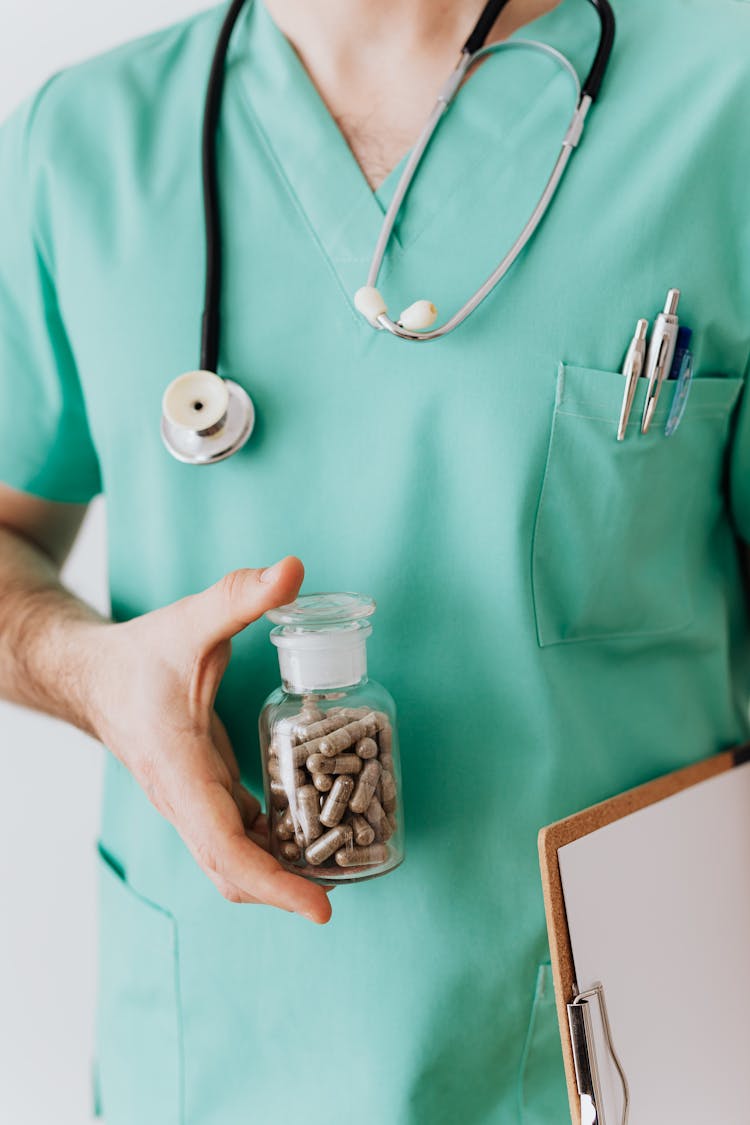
[
  {"left": 582, "top": 0, "right": 616, "bottom": 101},
  {"left": 200, "top": 0, "right": 248, "bottom": 375}
]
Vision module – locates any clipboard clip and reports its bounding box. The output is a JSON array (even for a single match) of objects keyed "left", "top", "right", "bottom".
[{"left": 567, "top": 983, "right": 630, "bottom": 1125}]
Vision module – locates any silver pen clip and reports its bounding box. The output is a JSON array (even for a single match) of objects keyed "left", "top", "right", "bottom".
[
  {"left": 617, "top": 319, "right": 649, "bottom": 441},
  {"left": 640, "top": 288, "right": 681, "bottom": 434}
]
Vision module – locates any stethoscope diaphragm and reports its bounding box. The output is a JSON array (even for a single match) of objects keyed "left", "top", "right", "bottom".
[{"left": 160, "top": 369, "right": 255, "bottom": 464}]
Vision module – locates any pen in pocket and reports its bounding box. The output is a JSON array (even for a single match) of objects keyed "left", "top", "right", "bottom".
[
  {"left": 641, "top": 289, "right": 681, "bottom": 434},
  {"left": 617, "top": 319, "right": 649, "bottom": 441},
  {"left": 664, "top": 326, "right": 694, "bottom": 437}
]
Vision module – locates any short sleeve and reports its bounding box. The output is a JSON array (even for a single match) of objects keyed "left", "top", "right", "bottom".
[{"left": 0, "top": 88, "right": 101, "bottom": 502}]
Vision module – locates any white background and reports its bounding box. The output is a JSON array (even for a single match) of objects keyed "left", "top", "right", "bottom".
[{"left": 0, "top": 4, "right": 206, "bottom": 1122}]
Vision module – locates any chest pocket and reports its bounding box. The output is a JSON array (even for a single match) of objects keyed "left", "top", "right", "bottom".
[{"left": 531, "top": 362, "right": 743, "bottom": 647}]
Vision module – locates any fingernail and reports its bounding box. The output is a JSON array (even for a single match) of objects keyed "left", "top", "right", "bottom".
[{"left": 260, "top": 561, "right": 284, "bottom": 584}]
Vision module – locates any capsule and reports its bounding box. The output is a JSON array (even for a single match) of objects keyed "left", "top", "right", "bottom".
[
  {"left": 305, "top": 824, "right": 353, "bottom": 866},
  {"left": 378, "top": 722, "right": 393, "bottom": 755},
  {"left": 380, "top": 770, "right": 397, "bottom": 813},
  {"left": 270, "top": 780, "right": 289, "bottom": 810},
  {"left": 351, "top": 814, "right": 375, "bottom": 846},
  {"left": 295, "top": 711, "right": 352, "bottom": 743},
  {"left": 279, "top": 840, "right": 301, "bottom": 862},
  {"left": 267, "top": 758, "right": 305, "bottom": 788},
  {"left": 300, "top": 697, "right": 324, "bottom": 722},
  {"left": 350, "top": 759, "right": 382, "bottom": 814},
  {"left": 312, "top": 772, "right": 334, "bottom": 792},
  {"left": 296, "top": 785, "right": 323, "bottom": 845},
  {"left": 273, "top": 741, "right": 311, "bottom": 768},
  {"left": 318, "top": 712, "right": 384, "bottom": 757},
  {"left": 365, "top": 794, "right": 391, "bottom": 841},
  {"left": 355, "top": 737, "right": 378, "bottom": 759},
  {"left": 334, "top": 844, "right": 389, "bottom": 868},
  {"left": 306, "top": 753, "right": 363, "bottom": 775},
  {"left": 380, "top": 752, "right": 394, "bottom": 775},
  {"left": 275, "top": 808, "right": 295, "bottom": 841},
  {"left": 320, "top": 776, "right": 355, "bottom": 828}
]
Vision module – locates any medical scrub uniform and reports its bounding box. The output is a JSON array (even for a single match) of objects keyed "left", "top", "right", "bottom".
[{"left": 1, "top": 0, "right": 749, "bottom": 1120}]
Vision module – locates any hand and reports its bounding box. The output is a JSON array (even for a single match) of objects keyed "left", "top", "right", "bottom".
[{"left": 91, "top": 556, "right": 331, "bottom": 924}]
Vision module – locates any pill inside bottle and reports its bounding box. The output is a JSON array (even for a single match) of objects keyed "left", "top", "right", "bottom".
[{"left": 259, "top": 592, "right": 404, "bottom": 884}]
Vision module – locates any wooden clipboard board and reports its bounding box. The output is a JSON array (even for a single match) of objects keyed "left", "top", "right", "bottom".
[{"left": 537, "top": 745, "right": 749, "bottom": 1125}]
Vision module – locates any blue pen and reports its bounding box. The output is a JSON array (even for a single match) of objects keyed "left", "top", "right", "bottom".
[{"left": 664, "top": 326, "right": 693, "bottom": 437}]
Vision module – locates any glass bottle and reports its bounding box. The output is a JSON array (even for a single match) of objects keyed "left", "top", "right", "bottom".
[{"left": 259, "top": 593, "right": 404, "bottom": 883}]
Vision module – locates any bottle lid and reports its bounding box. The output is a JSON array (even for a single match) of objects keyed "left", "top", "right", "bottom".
[{"left": 267, "top": 593, "right": 375, "bottom": 692}]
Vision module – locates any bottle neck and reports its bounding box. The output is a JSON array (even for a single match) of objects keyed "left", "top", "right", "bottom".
[{"left": 273, "top": 628, "right": 369, "bottom": 693}]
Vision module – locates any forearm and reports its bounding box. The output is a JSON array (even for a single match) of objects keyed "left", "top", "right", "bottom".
[{"left": 0, "top": 523, "right": 107, "bottom": 736}]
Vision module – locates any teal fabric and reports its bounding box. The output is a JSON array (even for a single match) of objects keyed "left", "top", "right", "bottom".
[{"left": 1, "top": 0, "right": 750, "bottom": 1121}]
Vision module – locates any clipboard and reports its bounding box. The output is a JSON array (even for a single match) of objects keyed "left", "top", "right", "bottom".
[{"left": 538, "top": 745, "right": 750, "bottom": 1125}]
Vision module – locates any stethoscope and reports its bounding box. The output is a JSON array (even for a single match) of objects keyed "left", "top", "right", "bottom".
[{"left": 161, "top": 0, "right": 615, "bottom": 464}]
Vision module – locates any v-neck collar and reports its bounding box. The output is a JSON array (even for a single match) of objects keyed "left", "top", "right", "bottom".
[{"left": 232, "top": 0, "right": 589, "bottom": 303}]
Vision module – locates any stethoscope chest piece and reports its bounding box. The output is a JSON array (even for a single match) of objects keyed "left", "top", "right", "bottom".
[{"left": 161, "top": 369, "right": 255, "bottom": 464}]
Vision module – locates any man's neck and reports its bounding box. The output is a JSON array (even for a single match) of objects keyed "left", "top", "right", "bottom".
[{"left": 263, "top": 0, "right": 562, "bottom": 188}]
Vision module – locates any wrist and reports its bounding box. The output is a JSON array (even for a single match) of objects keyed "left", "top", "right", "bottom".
[{"left": 69, "top": 618, "right": 121, "bottom": 742}]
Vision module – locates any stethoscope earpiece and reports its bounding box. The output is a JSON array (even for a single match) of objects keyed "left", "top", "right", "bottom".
[{"left": 160, "top": 369, "right": 255, "bottom": 464}]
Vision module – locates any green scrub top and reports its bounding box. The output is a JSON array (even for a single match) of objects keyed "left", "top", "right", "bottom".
[{"left": 2, "top": 0, "right": 750, "bottom": 1121}]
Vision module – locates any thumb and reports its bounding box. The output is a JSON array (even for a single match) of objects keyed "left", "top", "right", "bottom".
[{"left": 182, "top": 557, "right": 305, "bottom": 648}]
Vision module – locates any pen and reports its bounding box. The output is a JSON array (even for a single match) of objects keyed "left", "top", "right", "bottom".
[
  {"left": 640, "top": 288, "right": 681, "bottom": 433},
  {"left": 617, "top": 318, "right": 649, "bottom": 440},
  {"left": 664, "top": 326, "right": 694, "bottom": 437}
]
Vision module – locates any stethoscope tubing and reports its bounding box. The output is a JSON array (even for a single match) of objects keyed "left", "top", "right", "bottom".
[
  {"left": 366, "top": 41, "right": 587, "bottom": 341},
  {"left": 200, "top": 0, "right": 247, "bottom": 375},
  {"left": 197, "top": 0, "right": 616, "bottom": 363}
]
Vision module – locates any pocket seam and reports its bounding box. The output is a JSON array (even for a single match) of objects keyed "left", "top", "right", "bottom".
[
  {"left": 95, "top": 843, "right": 185, "bottom": 1125},
  {"left": 517, "top": 960, "right": 568, "bottom": 1125}
]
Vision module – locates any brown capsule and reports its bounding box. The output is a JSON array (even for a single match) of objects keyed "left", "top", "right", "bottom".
[
  {"left": 350, "top": 759, "right": 382, "bottom": 814},
  {"left": 267, "top": 758, "right": 305, "bottom": 789},
  {"left": 334, "top": 844, "right": 389, "bottom": 868},
  {"left": 279, "top": 840, "right": 301, "bottom": 862},
  {"left": 351, "top": 814, "right": 375, "bottom": 846},
  {"left": 377, "top": 722, "right": 393, "bottom": 754},
  {"left": 306, "top": 753, "right": 362, "bottom": 775},
  {"left": 312, "top": 772, "right": 334, "bottom": 793},
  {"left": 294, "top": 712, "right": 352, "bottom": 743},
  {"left": 333, "top": 754, "right": 364, "bottom": 774},
  {"left": 355, "top": 737, "right": 378, "bottom": 760},
  {"left": 380, "top": 770, "right": 397, "bottom": 814},
  {"left": 320, "top": 776, "right": 355, "bottom": 828},
  {"left": 365, "top": 794, "right": 391, "bottom": 842},
  {"left": 296, "top": 785, "right": 323, "bottom": 845},
  {"left": 327, "top": 706, "right": 370, "bottom": 720},
  {"left": 275, "top": 808, "right": 295, "bottom": 841},
  {"left": 380, "top": 752, "right": 394, "bottom": 775},
  {"left": 318, "top": 712, "right": 384, "bottom": 757},
  {"left": 300, "top": 697, "right": 324, "bottom": 721},
  {"left": 270, "top": 780, "right": 289, "bottom": 810},
  {"left": 387, "top": 812, "right": 398, "bottom": 834},
  {"left": 304, "top": 824, "right": 353, "bottom": 867},
  {"left": 273, "top": 740, "right": 311, "bottom": 768}
]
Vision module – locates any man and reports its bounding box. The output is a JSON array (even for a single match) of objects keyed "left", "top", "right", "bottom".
[{"left": 1, "top": 0, "right": 749, "bottom": 1120}]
